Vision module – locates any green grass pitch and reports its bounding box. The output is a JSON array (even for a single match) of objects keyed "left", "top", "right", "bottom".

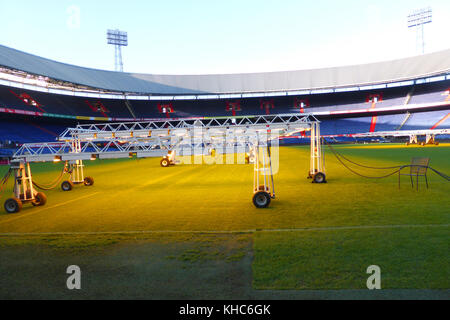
[{"left": 0, "top": 143, "right": 449, "bottom": 290}]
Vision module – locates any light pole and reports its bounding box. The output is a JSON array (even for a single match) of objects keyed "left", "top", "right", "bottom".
[
  {"left": 107, "top": 29, "right": 128, "bottom": 72},
  {"left": 407, "top": 7, "right": 432, "bottom": 54}
]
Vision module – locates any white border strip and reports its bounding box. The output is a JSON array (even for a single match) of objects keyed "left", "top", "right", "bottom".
[{"left": 0, "top": 224, "right": 447, "bottom": 237}]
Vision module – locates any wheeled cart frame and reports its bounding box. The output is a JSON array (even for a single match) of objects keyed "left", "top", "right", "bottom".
[
  {"left": 3, "top": 160, "right": 47, "bottom": 213},
  {"left": 252, "top": 142, "right": 275, "bottom": 208}
]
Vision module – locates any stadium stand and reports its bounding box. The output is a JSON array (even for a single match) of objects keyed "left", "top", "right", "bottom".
[
  {"left": 409, "top": 81, "right": 450, "bottom": 104},
  {"left": 1, "top": 82, "right": 448, "bottom": 119},
  {"left": 319, "top": 110, "right": 449, "bottom": 136},
  {"left": 0, "top": 117, "right": 65, "bottom": 142},
  {"left": 404, "top": 110, "right": 449, "bottom": 129},
  {"left": 0, "top": 44, "right": 449, "bottom": 152}
]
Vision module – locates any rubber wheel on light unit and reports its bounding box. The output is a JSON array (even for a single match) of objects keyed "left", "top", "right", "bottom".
[
  {"left": 252, "top": 191, "right": 271, "bottom": 208},
  {"left": 4, "top": 198, "right": 22, "bottom": 214},
  {"left": 32, "top": 192, "right": 47, "bottom": 207},
  {"left": 160, "top": 158, "right": 170, "bottom": 167},
  {"left": 84, "top": 176, "right": 94, "bottom": 186},
  {"left": 312, "top": 172, "right": 326, "bottom": 183},
  {"left": 61, "top": 180, "right": 74, "bottom": 191}
]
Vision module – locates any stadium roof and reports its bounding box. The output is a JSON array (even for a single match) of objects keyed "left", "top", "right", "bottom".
[{"left": 0, "top": 44, "right": 449, "bottom": 95}]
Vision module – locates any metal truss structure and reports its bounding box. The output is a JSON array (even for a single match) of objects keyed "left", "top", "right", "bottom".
[
  {"left": 4, "top": 113, "right": 325, "bottom": 212},
  {"left": 57, "top": 113, "right": 317, "bottom": 140},
  {"left": 16, "top": 113, "right": 321, "bottom": 162},
  {"left": 352, "top": 128, "right": 449, "bottom": 145}
]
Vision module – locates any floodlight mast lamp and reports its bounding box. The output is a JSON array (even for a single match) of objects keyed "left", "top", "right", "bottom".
[
  {"left": 407, "top": 7, "right": 432, "bottom": 54},
  {"left": 107, "top": 29, "right": 128, "bottom": 72}
]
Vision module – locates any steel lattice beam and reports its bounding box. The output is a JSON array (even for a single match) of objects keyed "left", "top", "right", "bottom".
[{"left": 15, "top": 114, "right": 319, "bottom": 163}]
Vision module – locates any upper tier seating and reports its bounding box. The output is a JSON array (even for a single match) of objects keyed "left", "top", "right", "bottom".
[{"left": 1, "top": 81, "right": 448, "bottom": 120}]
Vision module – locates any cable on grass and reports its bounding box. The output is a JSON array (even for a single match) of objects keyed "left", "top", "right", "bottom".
[
  {"left": 324, "top": 139, "right": 403, "bottom": 170},
  {"left": 32, "top": 162, "right": 70, "bottom": 191},
  {"left": 324, "top": 139, "right": 450, "bottom": 181},
  {"left": 0, "top": 168, "right": 12, "bottom": 195}
]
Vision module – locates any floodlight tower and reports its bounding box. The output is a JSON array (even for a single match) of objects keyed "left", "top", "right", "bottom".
[
  {"left": 407, "top": 7, "right": 432, "bottom": 54},
  {"left": 107, "top": 29, "right": 128, "bottom": 72}
]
